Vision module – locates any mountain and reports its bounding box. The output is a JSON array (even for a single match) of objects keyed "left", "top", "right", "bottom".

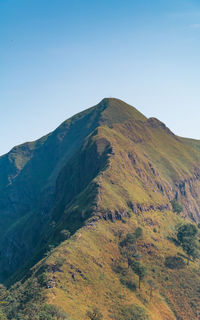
[{"left": 1, "top": 98, "right": 200, "bottom": 320}]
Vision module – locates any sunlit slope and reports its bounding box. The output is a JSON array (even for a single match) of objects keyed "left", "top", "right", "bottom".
[
  {"left": 38, "top": 116, "right": 200, "bottom": 320},
  {"left": 1, "top": 98, "right": 200, "bottom": 320},
  {"left": 40, "top": 211, "right": 200, "bottom": 320}
]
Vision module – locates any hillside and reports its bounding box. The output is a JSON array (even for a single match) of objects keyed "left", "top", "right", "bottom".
[{"left": 0, "top": 98, "right": 200, "bottom": 319}]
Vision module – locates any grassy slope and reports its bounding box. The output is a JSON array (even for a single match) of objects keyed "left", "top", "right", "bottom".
[
  {"left": 2, "top": 98, "right": 200, "bottom": 319},
  {"left": 17, "top": 112, "right": 200, "bottom": 320},
  {"left": 43, "top": 210, "right": 200, "bottom": 320}
]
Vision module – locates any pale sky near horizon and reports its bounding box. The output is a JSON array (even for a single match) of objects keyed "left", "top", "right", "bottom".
[{"left": 1, "top": 0, "right": 200, "bottom": 155}]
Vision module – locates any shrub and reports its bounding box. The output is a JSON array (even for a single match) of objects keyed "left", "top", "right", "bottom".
[
  {"left": 130, "top": 261, "right": 147, "bottom": 289},
  {"left": 177, "top": 223, "right": 199, "bottom": 264},
  {"left": 38, "top": 273, "right": 49, "bottom": 287},
  {"left": 112, "top": 263, "right": 127, "bottom": 276},
  {"left": 120, "top": 276, "right": 137, "bottom": 292},
  {"left": 170, "top": 200, "right": 183, "bottom": 214},
  {"left": 165, "top": 256, "right": 185, "bottom": 269},
  {"left": 120, "top": 228, "right": 143, "bottom": 248},
  {"left": 119, "top": 228, "right": 143, "bottom": 268},
  {"left": 134, "top": 227, "right": 143, "bottom": 239},
  {"left": 86, "top": 307, "right": 103, "bottom": 320},
  {"left": 167, "top": 236, "right": 179, "bottom": 246},
  {"left": 177, "top": 224, "right": 198, "bottom": 242},
  {"left": 120, "top": 234, "right": 136, "bottom": 247}
]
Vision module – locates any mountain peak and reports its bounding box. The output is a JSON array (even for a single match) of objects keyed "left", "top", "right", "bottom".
[
  {"left": 96, "top": 97, "right": 147, "bottom": 126},
  {"left": 99, "top": 97, "right": 125, "bottom": 105}
]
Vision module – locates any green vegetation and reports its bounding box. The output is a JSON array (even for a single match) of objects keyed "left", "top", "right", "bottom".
[
  {"left": 170, "top": 200, "right": 183, "bottom": 214},
  {"left": 130, "top": 261, "right": 147, "bottom": 289},
  {"left": 112, "top": 263, "right": 137, "bottom": 291},
  {"left": 119, "top": 228, "right": 143, "bottom": 267},
  {"left": 120, "top": 275, "right": 137, "bottom": 292},
  {"left": 177, "top": 224, "right": 200, "bottom": 264},
  {"left": 164, "top": 256, "right": 185, "bottom": 269},
  {"left": 39, "top": 304, "right": 68, "bottom": 320},
  {"left": 1, "top": 98, "right": 200, "bottom": 319},
  {"left": 118, "top": 228, "right": 147, "bottom": 290},
  {"left": 86, "top": 308, "right": 103, "bottom": 320},
  {"left": 0, "top": 278, "right": 68, "bottom": 320}
]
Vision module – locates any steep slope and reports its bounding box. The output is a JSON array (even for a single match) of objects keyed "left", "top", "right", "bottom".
[
  {"left": 1, "top": 98, "right": 200, "bottom": 320},
  {"left": 0, "top": 98, "right": 147, "bottom": 281}
]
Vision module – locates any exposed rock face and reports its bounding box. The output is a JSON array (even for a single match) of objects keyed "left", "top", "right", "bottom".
[
  {"left": 101, "top": 209, "right": 129, "bottom": 222},
  {"left": 174, "top": 172, "right": 200, "bottom": 221}
]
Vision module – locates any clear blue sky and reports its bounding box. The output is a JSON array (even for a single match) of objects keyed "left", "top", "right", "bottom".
[{"left": 1, "top": 0, "right": 200, "bottom": 155}]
